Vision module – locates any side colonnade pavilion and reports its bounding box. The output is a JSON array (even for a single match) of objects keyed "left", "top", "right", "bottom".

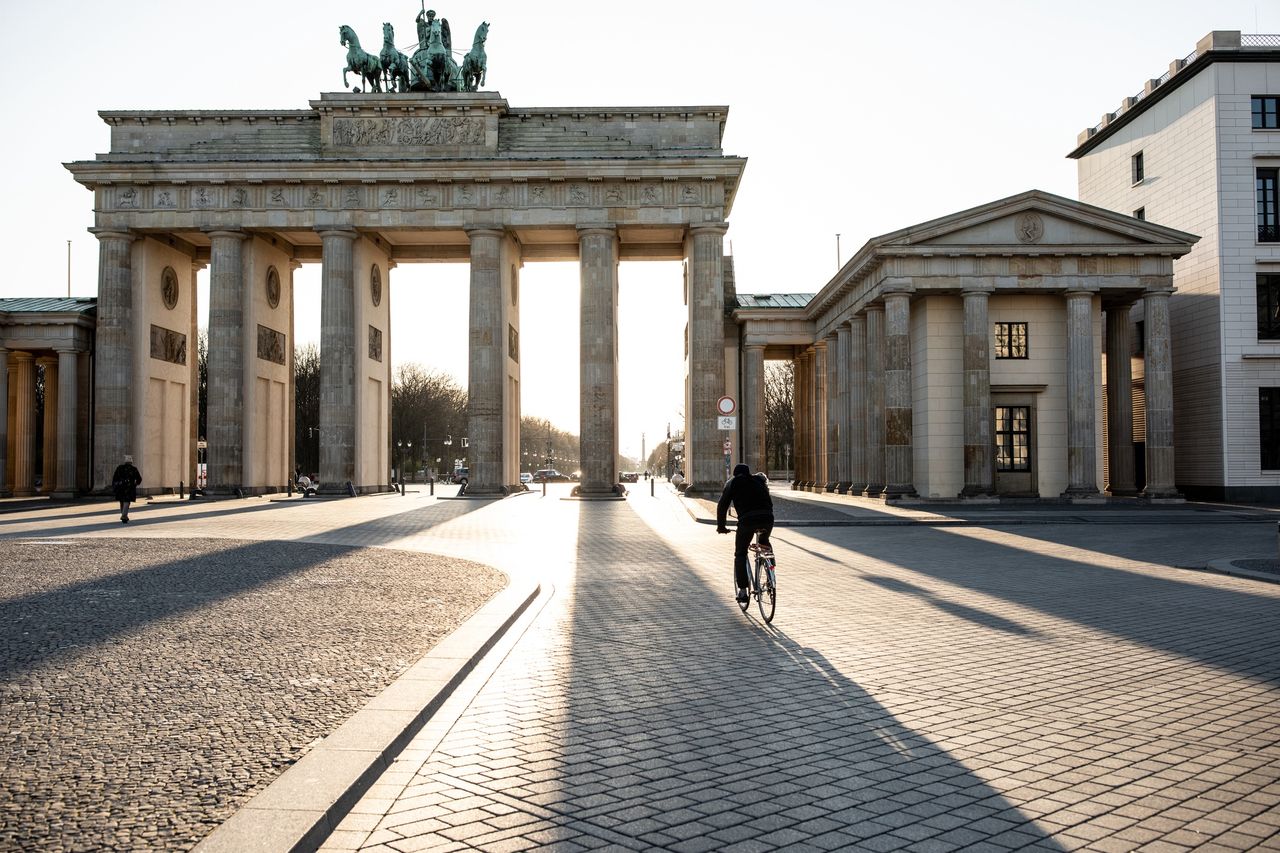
[{"left": 728, "top": 191, "right": 1198, "bottom": 501}]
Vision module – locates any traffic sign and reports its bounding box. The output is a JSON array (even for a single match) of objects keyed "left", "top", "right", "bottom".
[
  {"left": 722, "top": 438, "right": 733, "bottom": 453},
  {"left": 718, "top": 415, "right": 737, "bottom": 430},
  {"left": 716, "top": 395, "right": 736, "bottom": 416}
]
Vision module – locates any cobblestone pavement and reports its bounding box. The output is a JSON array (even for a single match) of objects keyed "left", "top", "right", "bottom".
[
  {"left": 326, "top": 487, "right": 1280, "bottom": 853},
  {"left": 0, "top": 494, "right": 515, "bottom": 852}
]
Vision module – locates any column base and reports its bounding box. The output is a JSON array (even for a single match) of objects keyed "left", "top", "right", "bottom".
[
  {"left": 863, "top": 483, "right": 884, "bottom": 498},
  {"left": 1061, "top": 488, "right": 1106, "bottom": 504},
  {"left": 571, "top": 483, "right": 626, "bottom": 499},
  {"left": 835, "top": 482, "right": 851, "bottom": 494},
  {"left": 1140, "top": 488, "right": 1184, "bottom": 503},
  {"left": 1106, "top": 486, "right": 1140, "bottom": 497},
  {"left": 883, "top": 484, "right": 919, "bottom": 501},
  {"left": 960, "top": 484, "right": 995, "bottom": 498},
  {"left": 824, "top": 481, "right": 838, "bottom": 493},
  {"left": 50, "top": 490, "right": 78, "bottom": 500}
]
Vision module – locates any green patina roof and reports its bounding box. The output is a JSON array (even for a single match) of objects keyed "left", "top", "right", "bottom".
[
  {"left": 0, "top": 297, "right": 97, "bottom": 315},
  {"left": 735, "top": 293, "right": 813, "bottom": 310}
]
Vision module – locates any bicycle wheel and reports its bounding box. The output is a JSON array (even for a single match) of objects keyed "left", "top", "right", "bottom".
[{"left": 756, "top": 557, "right": 776, "bottom": 623}]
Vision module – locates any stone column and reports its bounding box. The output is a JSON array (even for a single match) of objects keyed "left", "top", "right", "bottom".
[
  {"left": 1105, "top": 304, "right": 1137, "bottom": 495},
  {"left": 38, "top": 356, "right": 57, "bottom": 492},
  {"left": 803, "top": 349, "right": 816, "bottom": 486},
  {"left": 1063, "top": 289, "right": 1101, "bottom": 498},
  {"left": 883, "top": 288, "right": 917, "bottom": 499},
  {"left": 792, "top": 352, "right": 804, "bottom": 487},
  {"left": 54, "top": 348, "right": 78, "bottom": 497},
  {"left": 848, "top": 316, "right": 867, "bottom": 493},
  {"left": 961, "top": 286, "right": 994, "bottom": 496},
  {"left": 1143, "top": 287, "right": 1180, "bottom": 499},
  {"left": 12, "top": 351, "right": 35, "bottom": 497},
  {"left": 190, "top": 262, "right": 204, "bottom": 490},
  {"left": 813, "top": 339, "right": 828, "bottom": 490},
  {"left": 5, "top": 361, "right": 13, "bottom": 495},
  {"left": 864, "top": 305, "right": 885, "bottom": 497},
  {"left": 206, "top": 229, "right": 249, "bottom": 492},
  {"left": 0, "top": 348, "right": 8, "bottom": 497},
  {"left": 686, "top": 223, "right": 729, "bottom": 494},
  {"left": 578, "top": 226, "right": 620, "bottom": 496},
  {"left": 315, "top": 228, "right": 357, "bottom": 492},
  {"left": 833, "top": 326, "right": 851, "bottom": 491},
  {"left": 466, "top": 227, "right": 506, "bottom": 494},
  {"left": 90, "top": 228, "right": 134, "bottom": 492},
  {"left": 743, "top": 344, "right": 766, "bottom": 473},
  {"left": 825, "top": 333, "right": 840, "bottom": 490}
]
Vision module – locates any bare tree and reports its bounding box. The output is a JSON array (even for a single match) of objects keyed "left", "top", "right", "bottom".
[
  {"left": 393, "top": 364, "right": 468, "bottom": 478},
  {"left": 293, "top": 343, "right": 321, "bottom": 476},
  {"left": 519, "top": 416, "right": 579, "bottom": 474},
  {"left": 197, "top": 330, "right": 208, "bottom": 443},
  {"left": 764, "top": 360, "right": 794, "bottom": 475}
]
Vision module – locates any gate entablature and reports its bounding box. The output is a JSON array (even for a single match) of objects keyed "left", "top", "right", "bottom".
[{"left": 68, "top": 94, "right": 744, "bottom": 264}]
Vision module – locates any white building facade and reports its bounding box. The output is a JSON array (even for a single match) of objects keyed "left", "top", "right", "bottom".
[{"left": 1071, "top": 31, "right": 1280, "bottom": 501}]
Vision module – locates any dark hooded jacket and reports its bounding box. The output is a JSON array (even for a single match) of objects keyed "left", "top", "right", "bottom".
[{"left": 716, "top": 465, "right": 773, "bottom": 527}]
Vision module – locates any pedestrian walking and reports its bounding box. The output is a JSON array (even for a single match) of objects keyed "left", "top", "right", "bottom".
[{"left": 111, "top": 455, "right": 143, "bottom": 524}]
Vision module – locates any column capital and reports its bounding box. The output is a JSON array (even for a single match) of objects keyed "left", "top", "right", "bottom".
[
  {"left": 203, "top": 227, "right": 249, "bottom": 240},
  {"left": 577, "top": 225, "right": 617, "bottom": 239},
  {"left": 53, "top": 346, "right": 80, "bottom": 355},
  {"left": 813, "top": 339, "right": 828, "bottom": 353},
  {"left": 314, "top": 226, "right": 357, "bottom": 241},
  {"left": 960, "top": 279, "right": 995, "bottom": 296},
  {"left": 863, "top": 302, "right": 885, "bottom": 315},
  {"left": 688, "top": 221, "right": 729, "bottom": 237},
  {"left": 464, "top": 225, "right": 505, "bottom": 240},
  {"left": 11, "top": 350, "right": 34, "bottom": 362},
  {"left": 743, "top": 342, "right": 766, "bottom": 352},
  {"left": 881, "top": 277, "right": 915, "bottom": 296},
  {"left": 1064, "top": 287, "right": 1100, "bottom": 298},
  {"left": 88, "top": 227, "right": 135, "bottom": 242},
  {"left": 1143, "top": 285, "right": 1175, "bottom": 297}
]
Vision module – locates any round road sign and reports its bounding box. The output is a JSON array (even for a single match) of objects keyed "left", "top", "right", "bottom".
[{"left": 716, "top": 396, "right": 736, "bottom": 416}]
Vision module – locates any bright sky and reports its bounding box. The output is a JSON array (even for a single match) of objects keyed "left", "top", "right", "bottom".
[{"left": 2, "top": 0, "right": 1273, "bottom": 462}]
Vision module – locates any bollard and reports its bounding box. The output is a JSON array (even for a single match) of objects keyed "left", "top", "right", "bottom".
[
  {"left": 542, "top": 480, "right": 547, "bottom": 497},
  {"left": 401, "top": 481, "right": 406, "bottom": 496},
  {"left": 430, "top": 478, "right": 435, "bottom": 496},
  {"left": 650, "top": 478, "right": 655, "bottom": 497},
  {"left": 287, "top": 480, "right": 293, "bottom": 497},
  {"left": 179, "top": 480, "right": 185, "bottom": 500}
]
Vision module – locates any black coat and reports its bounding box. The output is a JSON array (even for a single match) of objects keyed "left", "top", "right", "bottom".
[
  {"left": 717, "top": 472, "right": 773, "bottom": 527},
  {"left": 111, "top": 464, "right": 142, "bottom": 502}
]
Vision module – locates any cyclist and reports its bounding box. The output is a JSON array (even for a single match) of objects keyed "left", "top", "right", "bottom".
[{"left": 716, "top": 463, "right": 774, "bottom": 604}]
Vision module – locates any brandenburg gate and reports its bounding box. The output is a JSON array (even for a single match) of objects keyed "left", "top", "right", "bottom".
[{"left": 66, "top": 91, "right": 746, "bottom": 497}]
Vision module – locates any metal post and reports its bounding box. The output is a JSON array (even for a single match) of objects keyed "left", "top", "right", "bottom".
[
  {"left": 650, "top": 478, "right": 655, "bottom": 497},
  {"left": 542, "top": 479, "right": 547, "bottom": 497},
  {"left": 180, "top": 480, "right": 185, "bottom": 500},
  {"left": 429, "top": 477, "right": 434, "bottom": 496}
]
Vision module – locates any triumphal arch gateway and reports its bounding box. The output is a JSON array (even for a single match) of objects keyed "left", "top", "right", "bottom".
[{"left": 66, "top": 91, "right": 746, "bottom": 497}]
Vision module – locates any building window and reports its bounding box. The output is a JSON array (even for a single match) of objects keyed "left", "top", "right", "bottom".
[
  {"left": 993, "top": 322, "right": 1028, "bottom": 359},
  {"left": 995, "top": 406, "right": 1031, "bottom": 472},
  {"left": 1258, "top": 274, "right": 1280, "bottom": 340},
  {"left": 1133, "top": 207, "right": 1145, "bottom": 221},
  {"left": 1253, "top": 96, "right": 1280, "bottom": 129},
  {"left": 1259, "top": 168, "right": 1279, "bottom": 243},
  {"left": 1261, "top": 389, "right": 1280, "bottom": 469},
  {"left": 1131, "top": 151, "right": 1144, "bottom": 185}
]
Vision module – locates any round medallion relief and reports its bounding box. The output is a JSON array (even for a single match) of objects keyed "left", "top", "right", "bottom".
[
  {"left": 160, "top": 266, "right": 179, "bottom": 310},
  {"left": 1015, "top": 212, "right": 1045, "bottom": 244},
  {"left": 266, "top": 266, "right": 281, "bottom": 309},
  {"left": 371, "top": 264, "right": 382, "bottom": 307}
]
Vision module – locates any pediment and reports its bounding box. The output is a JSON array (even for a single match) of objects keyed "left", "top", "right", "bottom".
[{"left": 878, "top": 190, "right": 1197, "bottom": 253}]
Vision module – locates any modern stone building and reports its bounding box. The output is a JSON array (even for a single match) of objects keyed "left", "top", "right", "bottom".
[
  {"left": 1070, "top": 31, "right": 1280, "bottom": 500},
  {"left": 65, "top": 92, "right": 747, "bottom": 497},
  {"left": 728, "top": 191, "right": 1197, "bottom": 501},
  {"left": 0, "top": 299, "right": 96, "bottom": 497}
]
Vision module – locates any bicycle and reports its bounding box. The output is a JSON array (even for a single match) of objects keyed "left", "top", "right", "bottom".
[{"left": 740, "top": 535, "right": 777, "bottom": 623}]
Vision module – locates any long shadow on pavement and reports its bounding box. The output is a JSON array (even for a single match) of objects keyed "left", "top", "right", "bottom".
[
  {"left": 0, "top": 497, "right": 495, "bottom": 681},
  {"left": 532, "top": 501, "right": 1066, "bottom": 850},
  {"left": 779, "top": 523, "right": 1280, "bottom": 689}
]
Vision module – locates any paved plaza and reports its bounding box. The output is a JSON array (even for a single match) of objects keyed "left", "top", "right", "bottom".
[{"left": 2, "top": 486, "right": 1279, "bottom": 851}]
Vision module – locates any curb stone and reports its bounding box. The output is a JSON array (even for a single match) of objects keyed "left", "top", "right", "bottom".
[
  {"left": 193, "top": 576, "right": 541, "bottom": 853},
  {"left": 1206, "top": 558, "right": 1280, "bottom": 584}
]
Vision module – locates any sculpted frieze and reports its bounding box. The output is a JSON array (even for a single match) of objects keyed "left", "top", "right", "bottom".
[
  {"left": 257, "top": 324, "right": 286, "bottom": 365},
  {"left": 150, "top": 325, "right": 187, "bottom": 365},
  {"left": 332, "top": 116, "right": 485, "bottom": 147}
]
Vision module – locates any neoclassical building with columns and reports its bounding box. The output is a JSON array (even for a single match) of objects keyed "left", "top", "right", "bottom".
[
  {"left": 0, "top": 299, "right": 96, "bottom": 498},
  {"left": 730, "top": 191, "right": 1198, "bottom": 501},
  {"left": 63, "top": 92, "right": 745, "bottom": 498}
]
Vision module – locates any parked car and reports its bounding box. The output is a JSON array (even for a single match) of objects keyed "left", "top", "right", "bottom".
[
  {"left": 532, "top": 469, "right": 570, "bottom": 482},
  {"left": 451, "top": 467, "right": 469, "bottom": 485},
  {"left": 520, "top": 472, "right": 533, "bottom": 485},
  {"left": 620, "top": 472, "right": 639, "bottom": 483}
]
